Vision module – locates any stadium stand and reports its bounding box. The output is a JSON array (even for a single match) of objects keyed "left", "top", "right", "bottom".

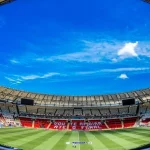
[
  {"left": 19, "top": 117, "right": 33, "bottom": 127},
  {"left": 141, "top": 118, "right": 150, "bottom": 125},
  {"left": 106, "top": 119, "right": 122, "bottom": 129},
  {"left": 88, "top": 119, "right": 108, "bottom": 130},
  {"left": 123, "top": 117, "right": 137, "bottom": 128},
  {"left": 34, "top": 119, "right": 50, "bottom": 128},
  {"left": 91, "top": 109, "right": 100, "bottom": 116},
  {"left": 0, "top": 86, "right": 150, "bottom": 130},
  {"left": 50, "top": 120, "right": 68, "bottom": 130},
  {"left": 69, "top": 120, "right": 85, "bottom": 130}
]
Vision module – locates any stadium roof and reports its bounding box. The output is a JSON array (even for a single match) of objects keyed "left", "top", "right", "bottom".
[
  {"left": 0, "top": 0, "right": 15, "bottom": 5},
  {"left": 0, "top": 86, "right": 150, "bottom": 107}
]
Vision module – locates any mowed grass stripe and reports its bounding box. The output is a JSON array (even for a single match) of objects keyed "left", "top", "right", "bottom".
[
  {"left": 91, "top": 131, "right": 124, "bottom": 150},
  {"left": 52, "top": 131, "right": 72, "bottom": 150},
  {"left": 79, "top": 131, "right": 93, "bottom": 150},
  {"left": 0, "top": 127, "right": 149, "bottom": 150},
  {"left": 102, "top": 131, "right": 138, "bottom": 150},
  {"left": 65, "top": 131, "right": 80, "bottom": 150},
  {"left": 115, "top": 128, "right": 150, "bottom": 139},
  {"left": 6, "top": 129, "right": 53, "bottom": 148},
  {"left": 33, "top": 131, "right": 66, "bottom": 150},
  {"left": 19, "top": 131, "right": 58, "bottom": 150},
  {"left": 0, "top": 128, "right": 45, "bottom": 144},
  {"left": 85, "top": 131, "right": 108, "bottom": 150},
  {"left": 0, "top": 127, "right": 31, "bottom": 135},
  {"left": 114, "top": 131, "right": 148, "bottom": 145},
  {"left": 130, "top": 127, "right": 150, "bottom": 132},
  {"left": 0, "top": 127, "right": 22, "bottom": 132},
  {"left": 0, "top": 128, "right": 37, "bottom": 139},
  {"left": 127, "top": 128, "right": 150, "bottom": 134},
  {"left": 117, "top": 130, "right": 150, "bottom": 142}
]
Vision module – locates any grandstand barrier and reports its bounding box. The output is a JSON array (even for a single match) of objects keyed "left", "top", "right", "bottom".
[
  {"left": 49, "top": 120, "right": 68, "bottom": 130},
  {"left": 18, "top": 117, "right": 138, "bottom": 130}
]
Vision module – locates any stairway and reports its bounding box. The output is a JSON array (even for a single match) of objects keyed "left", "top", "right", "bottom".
[
  {"left": 47, "top": 122, "right": 51, "bottom": 129},
  {"left": 67, "top": 122, "right": 70, "bottom": 130},
  {"left": 0, "top": 115, "right": 6, "bottom": 126},
  {"left": 32, "top": 120, "right": 35, "bottom": 128},
  {"left": 134, "top": 117, "right": 140, "bottom": 127},
  {"left": 121, "top": 120, "right": 124, "bottom": 129},
  {"left": 104, "top": 121, "right": 110, "bottom": 129}
]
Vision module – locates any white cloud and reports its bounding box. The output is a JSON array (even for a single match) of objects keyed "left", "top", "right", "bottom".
[
  {"left": 10, "top": 52, "right": 39, "bottom": 65},
  {"left": 5, "top": 77, "right": 16, "bottom": 82},
  {"left": 10, "top": 59, "right": 20, "bottom": 64},
  {"left": 100, "top": 67, "right": 149, "bottom": 73},
  {"left": 5, "top": 77, "right": 22, "bottom": 84},
  {"left": 75, "top": 67, "right": 150, "bottom": 75},
  {"left": 36, "top": 40, "right": 121, "bottom": 63},
  {"left": 112, "top": 58, "right": 118, "bottom": 62},
  {"left": 5, "top": 72, "right": 61, "bottom": 84},
  {"left": 5, "top": 67, "right": 150, "bottom": 84},
  {"left": 9, "top": 40, "right": 150, "bottom": 65},
  {"left": 118, "top": 41, "right": 138, "bottom": 58},
  {"left": 35, "top": 41, "right": 142, "bottom": 63},
  {"left": 19, "top": 72, "right": 61, "bottom": 81},
  {"left": 20, "top": 75, "right": 40, "bottom": 80},
  {"left": 118, "top": 74, "right": 128, "bottom": 79},
  {"left": 75, "top": 70, "right": 100, "bottom": 75}
]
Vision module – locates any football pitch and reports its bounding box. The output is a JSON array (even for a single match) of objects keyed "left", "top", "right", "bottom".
[{"left": 0, "top": 127, "right": 150, "bottom": 150}]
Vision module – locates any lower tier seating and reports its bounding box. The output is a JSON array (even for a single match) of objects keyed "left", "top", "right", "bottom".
[
  {"left": 106, "top": 119, "right": 122, "bottom": 129},
  {"left": 88, "top": 120, "right": 107, "bottom": 130},
  {"left": 140, "top": 118, "right": 150, "bottom": 125},
  {"left": 49, "top": 120, "right": 68, "bottom": 130},
  {"left": 18, "top": 117, "right": 138, "bottom": 130},
  {"left": 19, "top": 117, "right": 33, "bottom": 127},
  {"left": 123, "top": 117, "right": 137, "bottom": 128},
  {"left": 34, "top": 119, "right": 50, "bottom": 128}
]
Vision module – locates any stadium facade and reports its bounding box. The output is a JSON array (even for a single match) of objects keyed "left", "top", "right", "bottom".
[{"left": 0, "top": 86, "right": 150, "bottom": 131}]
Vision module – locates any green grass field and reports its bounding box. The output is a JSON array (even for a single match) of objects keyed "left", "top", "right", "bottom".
[{"left": 0, "top": 127, "right": 150, "bottom": 150}]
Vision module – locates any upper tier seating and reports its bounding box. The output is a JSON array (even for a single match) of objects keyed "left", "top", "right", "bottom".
[
  {"left": 119, "top": 107, "right": 129, "bottom": 114},
  {"left": 100, "top": 109, "right": 110, "bottom": 116},
  {"left": 74, "top": 109, "right": 82, "bottom": 116},
  {"left": 55, "top": 109, "right": 64, "bottom": 116},
  {"left": 64, "top": 109, "right": 73, "bottom": 116},
  {"left": 45, "top": 108, "right": 56, "bottom": 116},
  {"left": 129, "top": 106, "right": 137, "bottom": 115},
  {"left": 0, "top": 105, "right": 9, "bottom": 114},
  {"left": 91, "top": 109, "right": 100, "bottom": 116},
  {"left": 83, "top": 109, "right": 91, "bottom": 116},
  {"left": 110, "top": 108, "right": 119, "bottom": 115}
]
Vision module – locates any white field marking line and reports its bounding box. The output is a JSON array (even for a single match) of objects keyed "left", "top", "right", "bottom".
[{"left": 78, "top": 131, "right": 80, "bottom": 150}]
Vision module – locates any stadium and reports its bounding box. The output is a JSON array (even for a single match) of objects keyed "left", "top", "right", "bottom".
[
  {"left": 0, "top": 86, "right": 150, "bottom": 150},
  {"left": 0, "top": 0, "right": 150, "bottom": 150}
]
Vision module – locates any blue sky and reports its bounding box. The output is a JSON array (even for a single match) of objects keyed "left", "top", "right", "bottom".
[{"left": 0, "top": 0, "right": 150, "bottom": 95}]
